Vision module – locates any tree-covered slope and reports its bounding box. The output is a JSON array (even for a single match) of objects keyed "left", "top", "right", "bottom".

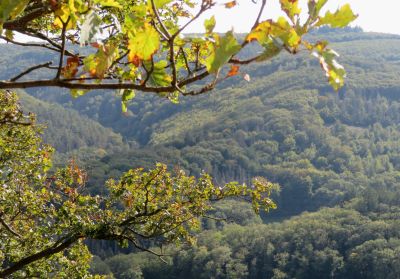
[
  {"left": 4, "top": 29, "right": 400, "bottom": 216},
  {"left": 18, "top": 92, "right": 126, "bottom": 154},
  {"left": 65, "top": 31, "right": 400, "bottom": 217},
  {"left": 5, "top": 29, "right": 400, "bottom": 278}
]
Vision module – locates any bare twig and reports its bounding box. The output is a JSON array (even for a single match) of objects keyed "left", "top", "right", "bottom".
[
  {"left": 150, "top": 0, "right": 171, "bottom": 40},
  {"left": 56, "top": 17, "right": 71, "bottom": 79},
  {"left": 0, "top": 213, "right": 22, "bottom": 238},
  {"left": 10, "top": 62, "right": 53, "bottom": 82},
  {"left": 0, "top": 35, "right": 59, "bottom": 52},
  {"left": 171, "top": 0, "right": 214, "bottom": 38},
  {"left": 143, "top": 58, "right": 155, "bottom": 85}
]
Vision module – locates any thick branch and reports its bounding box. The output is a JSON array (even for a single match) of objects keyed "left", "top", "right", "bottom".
[
  {"left": 0, "top": 235, "right": 80, "bottom": 278},
  {"left": 0, "top": 79, "right": 175, "bottom": 92},
  {"left": 3, "top": 6, "right": 51, "bottom": 30},
  {"left": 0, "top": 69, "right": 212, "bottom": 94}
]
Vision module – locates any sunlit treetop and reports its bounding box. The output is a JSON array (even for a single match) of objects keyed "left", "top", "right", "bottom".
[{"left": 0, "top": 0, "right": 356, "bottom": 110}]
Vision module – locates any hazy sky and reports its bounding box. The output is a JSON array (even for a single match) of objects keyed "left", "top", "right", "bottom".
[
  {"left": 6, "top": 0, "right": 400, "bottom": 43},
  {"left": 185, "top": 0, "right": 400, "bottom": 35}
]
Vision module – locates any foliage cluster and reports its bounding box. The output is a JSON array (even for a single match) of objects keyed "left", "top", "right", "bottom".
[{"left": 0, "top": 91, "right": 277, "bottom": 277}]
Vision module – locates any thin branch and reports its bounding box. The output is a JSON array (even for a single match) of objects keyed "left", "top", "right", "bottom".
[
  {"left": 182, "top": 82, "right": 216, "bottom": 96},
  {"left": 16, "top": 28, "right": 76, "bottom": 57},
  {"left": 150, "top": 0, "right": 171, "bottom": 39},
  {"left": 151, "top": 19, "right": 169, "bottom": 41},
  {"left": 171, "top": 0, "right": 214, "bottom": 38},
  {"left": 178, "top": 47, "right": 192, "bottom": 76},
  {"left": 56, "top": 17, "right": 71, "bottom": 79},
  {"left": 178, "top": 70, "right": 209, "bottom": 87},
  {"left": 129, "top": 237, "right": 167, "bottom": 263},
  {"left": 10, "top": 62, "right": 53, "bottom": 82},
  {"left": 0, "top": 118, "right": 32, "bottom": 126},
  {"left": 169, "top": 40, "right": 178, "bottom": 87},
  {"left": 120, "top": 208, "right": 164, "bottom": 227},
  {"left": 251, "top": 0, "right": 267, "bottom": 31},
  {"left": 0, "top": 35, "right": 59, "bottom": 52},
  {"left": 143, "top": 58, "right": 155, "bottom": 85},
  {"left": 203, "top": 215, "right": 227, "bottom": 222},
  {"left": 0, "top": 214, "right": 22, "bottom": 238},
  {"left": 229, "top": 55, "right": 262, "bottom": 65},
  {"left": 238, "top": 0, "right": 267, "bottom": 49},
  {"left": 110, "top": 51, "right": 129, "bottom": 69}
]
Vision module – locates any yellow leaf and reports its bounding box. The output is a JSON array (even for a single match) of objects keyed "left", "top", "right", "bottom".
[{"left": 128, "top": 24, "right": 160, "bottom": 62}]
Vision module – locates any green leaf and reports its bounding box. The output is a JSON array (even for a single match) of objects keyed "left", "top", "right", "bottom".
[
  {"left": 83, "top": 43, "right": 118, "bottom": 78},
  {"left": 168, "top": 91, "right": 180, "bottom": 104},
  {"left": 0, "top": 0, "right": 29, "bottom": 32},
  {"left": 144, "top": 60, "right": 172, "bottom": 86},
  {"left": 315, "top": 0, "right": 328, "bottom": 13},
  {"left": 317, "top": 4, "right": 357, "bottom": 28},
  {"left": 312, "top": 43, "right": 346, "bottom": 91},
  {"left": 273, "top": 17, "right": 301, "bottom": 48},
  {"left": 80, "top": 10, "right": 102, "bottom": 46},
  {"left": 280, "top": 0, "right": 301, "bottom": 22},
  {"left": 204, "top": 16, "right": 216, "bottom": 34},
  {"left": 153, "top": 0, "right": 173, "bottom": 8},
  {"left": 128, "top": 23, "right": 160, "bottom": 62},
  {"left": 94, "top": 0, "right": 122, "bottom": 9},
  {"left": 257, "top": 41, "right": 282, "bottom": 62},
  {"left": 70, "top": 89, "right": 88, "bottom": 98},
  {"left": 121, "top": 89, "right": 135, "bottom": 102},
  {"left": 205, "top": 31, "right": 241, "bottom": 74},
  {"left": 308, "top": 0, "right": 328, "bottom": 18},
  {"left": 120, "top": 89, "right": 135, "bottom": 112},
  {"left": 247, "top": 18, "right": 301, "bottom": 49}
]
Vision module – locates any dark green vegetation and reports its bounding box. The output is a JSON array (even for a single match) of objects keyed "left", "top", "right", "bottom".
[{"left": 5, "top": 29, "right": 400, "bottom": 278}]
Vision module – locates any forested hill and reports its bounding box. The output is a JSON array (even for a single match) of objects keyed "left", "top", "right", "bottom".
[
  {"left": 5, "top": 29, "right": 400, "bottom": 278},
  {"left": 4, "top": 30, "right": 400, "bottom": 211},
  {"left": 19, "top": 92, "right": 126, "bottom": 154}
]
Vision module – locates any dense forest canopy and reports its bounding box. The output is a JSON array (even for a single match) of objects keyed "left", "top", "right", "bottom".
[{"left": 84, "top": 30, "right": 400, "bottom": 277}]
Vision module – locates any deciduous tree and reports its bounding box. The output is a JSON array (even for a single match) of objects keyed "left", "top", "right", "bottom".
[{"left": 0, "top": 0, "right": 356, "bottom": 110}]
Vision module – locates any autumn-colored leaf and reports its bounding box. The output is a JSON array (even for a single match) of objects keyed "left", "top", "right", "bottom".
[
  {"left": 128, "top": 23, "right": 160, "bottom": 62},
  {"left": 83, "top": 43, "right": 118, "bottom": 78},
  {"left": 247, "top": 17, "right": 301, "bottom": 49},
  {"left": 227, "top": 65, "right": 240, "bottom": 77},
  {"left": 205, "top": 31, "right": 241, "bottom": 74},
  {"left": 311, "top": 42, "right": 346, "bottom": 91},
  {"left": 224, "top": 1, "right": 237, "bottom": 9},
  {"left": 90, "top": 42, "right": 100, "bottom": 48},
  {"left": 62, "top": 56, "right": 80, "bottom": 78}
]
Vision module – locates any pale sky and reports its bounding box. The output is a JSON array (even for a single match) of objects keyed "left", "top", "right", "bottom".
[
  {"left": 7, "top": 0, "right": 400, "bottom": 43},
  {"left": 184, "top": 0, "right": 400, "bottom": 35}
]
